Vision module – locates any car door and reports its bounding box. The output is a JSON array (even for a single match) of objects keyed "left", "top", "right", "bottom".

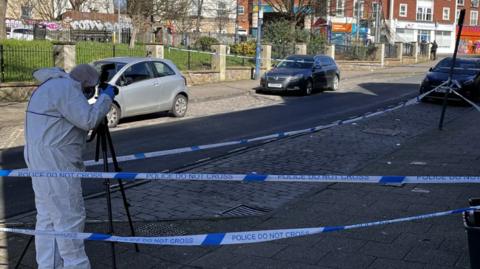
[
  {"left": 150, "top": 61, "right": 182, "bottom": 111},
  {"left": 116, "top": 62, "right": 158, "bottom": 116},
  {"left": 324, "top": 57, "right": 336, "bottom": 86},
  {"left": 312, "top": 56, "right": 328, "bottom": 89}
]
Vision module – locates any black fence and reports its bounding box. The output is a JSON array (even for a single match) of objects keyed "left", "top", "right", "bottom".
[
  {"left": 385, "top": 44, "right": 398, "bottom": 58},
  {"left": 403, "top": 43, "right": 414, "bottom": 57},
  {"left": 163, "top": 47, "right": 211, "bottom": 71},
  {"left": 419, "top": 43, "right": 429, "bottom": 57},
  {"left": 0, "top": 45, "right": 54, "bottom": 82},
  {"left": 334, "top": 45, "right": 377, "bottom": 61}
]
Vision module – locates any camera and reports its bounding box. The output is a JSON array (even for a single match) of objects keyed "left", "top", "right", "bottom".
[{"left": 82, "top": 63, "right": 119, "bottom": 99}]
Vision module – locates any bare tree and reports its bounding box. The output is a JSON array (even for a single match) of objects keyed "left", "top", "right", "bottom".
[
  {"left": 127, "top": 0, "right": 155, "bottom": 47},
  {"left": 214, "top": 1, "right": 234, "bottom": 34},
  {"left": 165, "top": 0, "right": 194, "bottom": 43},
  {"left": 192, "top": 0, "right": 203, "bottom": 34},
  {"left": 69, "top": 0, "right": 87, "bottom": 11},
  {"left": 263, "top": 0, "right": 319, "bottom": 33},
  {"left": 34, "top": 0, "right": 68, "bottom": 20},
  {"left": 0, "top": 0, "right": 8, "bottom": 39}
]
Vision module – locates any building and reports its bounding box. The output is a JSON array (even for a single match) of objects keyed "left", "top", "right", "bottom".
[{"left": 456, "top": 0, "right": 480, "bottom": 54}]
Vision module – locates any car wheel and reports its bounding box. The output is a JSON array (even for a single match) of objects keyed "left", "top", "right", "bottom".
[
  {"left": 331, "top": 75, "right": 340, "bottom": 91},
  {"left": 107, "top": 103, "right": 121, "bottom": 128},
  {"left": 303, "top": 80, "right": 313, "bottom": 96},
  {"left": 170, "top": 94, "right": 188, "bottom": 117}
]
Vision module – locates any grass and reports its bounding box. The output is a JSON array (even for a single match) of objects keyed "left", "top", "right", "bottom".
[
  {"left": 163, "top": 48, "right": 211, "bottom": 71},
  {"left": 76, "top": 41, "right": 147, "bottom": 64}
]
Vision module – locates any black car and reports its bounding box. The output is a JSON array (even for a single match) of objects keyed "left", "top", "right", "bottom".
[
  {"left": 260, "top": 55, "right": 340, "bottom": 95},
  {"left": 419, "top": 57, "right": 480, "bottom": 101}
]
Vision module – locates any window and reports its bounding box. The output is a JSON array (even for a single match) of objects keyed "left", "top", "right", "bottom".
[
  {"left": 238, "top": 5, "right": 244, "bottom": 15},
  {"left": 399, "top": 4, "right": 407, "bottom": 17},
  {"left": 471, "top": 11, "right": 478, "bottom": 25},
  {"left": 458, "top": 0, "right": 465, "bottom": 6},
  {"left": 336, "top": 0, "right": 345, "bottom": 17},
  {"left": 417, "top": 30, "right": 431, "bottom": 43},
  {"left": 120, "top": 62, "right": 154, "bottom": 85},
  {"left": 417, "top": 7, "right": 433, "bottom": 21},
  {"left": 473, "top": 0, "right": 480, "bottom": 8},
  {"left": 443, "top": 8, "right": 450, "bottom": 20},
  {"left": 436, "top": 31, "right": 451, "bottom": 48},
  {"left": 21, "top": 5, "right": 32, "bottom": 19},
  {"left": 152, "top": 62, "right": 175, "bottom": 77},
  {"left": 354, "top": 0, "right": 365, "bottom": 18},
  {"left": 457, "top": 9, "right": 461, "bottom": 22}
]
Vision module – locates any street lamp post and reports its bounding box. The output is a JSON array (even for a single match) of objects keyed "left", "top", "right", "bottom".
[{"left": 254, "top": 0, "right": 263, "bottom": 80}]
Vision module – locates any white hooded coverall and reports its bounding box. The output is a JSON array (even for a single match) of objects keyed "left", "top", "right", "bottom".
[{"left": 24, "top": 67, "right": 112, "bottom": 269}]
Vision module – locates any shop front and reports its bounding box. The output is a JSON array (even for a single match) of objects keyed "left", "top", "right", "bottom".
[
  {"left": 395, "top": 21, "right": 455, "bottom": 54},
  {"left": 458, "top": 26, "right": 480, "bottom": 54}
]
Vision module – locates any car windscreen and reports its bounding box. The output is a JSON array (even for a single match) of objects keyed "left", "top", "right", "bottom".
[
  {"left": 93, "top": 62, "right": 126, "bottom": 81},
  {"left": 432, "top": 59, "right": 480, "bottom": 75},
  {"left": 277, "top": 58, "right": 314, "bottom": 69}
]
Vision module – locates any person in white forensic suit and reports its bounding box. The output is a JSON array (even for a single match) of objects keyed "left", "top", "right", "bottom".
[{"left": 24, "top": 64, "right": 115, "bottom": 269}]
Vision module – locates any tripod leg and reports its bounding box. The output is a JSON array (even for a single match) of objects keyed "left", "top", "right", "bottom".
[
  {"left": 117, "top": 179, "right": 139, "bottom": 252},
  {"left": 104, "top": 124, "right": 139, "bottom": 252},
  {"left": 14, "top": 236, "right": 34, "bottom": 269},
  {"left": 100, "top": 131, "right": 117, "bottom": 269}
]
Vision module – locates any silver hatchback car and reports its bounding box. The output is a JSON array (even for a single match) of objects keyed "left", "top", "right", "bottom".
[{"left": 92, "top": 57, "right": 189, "bottom": 127}]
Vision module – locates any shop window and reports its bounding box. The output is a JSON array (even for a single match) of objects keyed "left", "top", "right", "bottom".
[
  {"left": 417, "top": 30, "right": 431, "bottom": 43},
  {"left": 436, "top": 31, "right": 451, "bottom": 48}
]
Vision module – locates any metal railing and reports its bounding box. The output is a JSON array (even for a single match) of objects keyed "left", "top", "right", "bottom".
[
  {"left": 334, "top": 44, "right": 377, "bottom": 61},
  {"left": 163, "top": 47, "right": 211, "bottom": 71},
  {"left": 385, "top": 44, "right": 398, "bottom": 58},
  {"left": 403, "top": 43, "right": 414, "bottom": 57},
  {"left": 0, "top": 45, "right": 54, "bottom": 82}
]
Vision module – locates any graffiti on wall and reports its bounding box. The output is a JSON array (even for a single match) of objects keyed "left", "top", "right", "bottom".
[
  {"left": 5, "top": 19, "right": 62, "bottom": 30},
  {"left": 70, "top": 20, "right": 132, "bottom": 31}
]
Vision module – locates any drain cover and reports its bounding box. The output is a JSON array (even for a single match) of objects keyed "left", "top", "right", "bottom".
[
  {"left": 135, "top": 223, "right": 187, "bottom": 236},
  {"left": 219, "top": 205, "right": 271, "bottom": 217}
]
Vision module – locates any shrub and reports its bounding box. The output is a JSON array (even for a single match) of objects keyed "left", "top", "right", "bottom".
[
  {"left": 230, "top": 40, "right": 256, "bottom": 56},
  {"left": 193, "top": 37, "right": 219, "bottom": 51}
]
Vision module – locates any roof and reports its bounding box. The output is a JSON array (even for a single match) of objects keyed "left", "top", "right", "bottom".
[{"left": 94, "top": 57, "right": 170, "bottom": 64}]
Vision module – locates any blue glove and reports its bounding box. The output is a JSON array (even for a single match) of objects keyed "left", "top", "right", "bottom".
[{"left": 101, "top": 85, "right": 115, "bottom": 100}]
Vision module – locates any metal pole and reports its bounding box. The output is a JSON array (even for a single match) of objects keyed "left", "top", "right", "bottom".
[
  {"left": 235, "top": 0, "right": 239, "bottom": 44},
  {"left": 375, "top": 3, "right": 381, "bottom": 43},
  {"left": 439, "top": 9, "right": 465, "bottom": 130},
  {"left": 254, "top": 0, "right": 262, "bottom": 80},
  {"left": 117, "top": 0, "right": 121, "bottom": 44},
  {"left": 356, "top": 0, "right": 360, "bottom": 41}
]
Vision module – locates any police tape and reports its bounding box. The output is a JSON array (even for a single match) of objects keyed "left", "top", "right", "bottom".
[
  {"left": 3, "top": 169, "right": 480, "bottom": 184},
  {"left": 1, "top": 206, "right": 478, "bottom": 246},
  {"left": 83, "top": 89, "right": 435, "bottom": 167}
]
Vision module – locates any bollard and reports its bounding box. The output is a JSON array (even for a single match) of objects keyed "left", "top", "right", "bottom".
[{"left": 464, "top": 198, "right": 480, "bottom": 269}]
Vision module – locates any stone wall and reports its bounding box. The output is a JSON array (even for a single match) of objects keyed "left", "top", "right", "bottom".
[{"left": 0, "top": 83, "right": 36, "bottom": 102}]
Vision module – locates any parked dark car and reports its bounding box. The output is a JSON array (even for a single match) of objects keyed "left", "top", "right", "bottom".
[
  {"left": 419, "top": 57, "right": 480, "bottom": 102},
  {"left": 260, "top": 55, "right": 340, "bottom": 95}
]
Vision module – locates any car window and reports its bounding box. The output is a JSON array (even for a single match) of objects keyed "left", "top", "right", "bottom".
[
  {"left": 94, "top": 62, "right": 126, "bottom": 82},
  {"left": 277, "top": 58, "right": 314, "bottom": 69},
  {"left": 319, "top": 57, "right": 331, "bottom": 66},
  {"left": 152, "top": 62, "right": 175, "bottom": 77},
  {"left": 433, "top": 58, "right": 480, "bottom": 74},
  {"left": 121, "top": 62, "right": 154, "bottom": 85}
]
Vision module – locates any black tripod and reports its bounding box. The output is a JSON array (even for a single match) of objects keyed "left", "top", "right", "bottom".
[
  {"left": 15, "top": 118, "right": 139, "bottom": 269},
  {"left": 88, "top": 117, "right": 140, "bottom": 268}
]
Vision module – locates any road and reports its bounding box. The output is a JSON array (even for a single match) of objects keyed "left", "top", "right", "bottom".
[{"left": 0, "top": 73, "right": 424, "bottom": 220}]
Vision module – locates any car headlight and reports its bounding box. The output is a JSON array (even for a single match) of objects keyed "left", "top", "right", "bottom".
[{"left": 291, "top": 74, "right": 303, "bottom": 81}]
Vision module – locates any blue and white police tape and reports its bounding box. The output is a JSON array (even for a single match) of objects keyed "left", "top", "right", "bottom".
[
  {"left": 3, "top": 169, "right": 480, "bottom": 184},
  {"left": 83, "top": 89, "right": 436, "bottom": 167},
  {"left": 1, "top": 206, "right": 478, "bottom": 246}
]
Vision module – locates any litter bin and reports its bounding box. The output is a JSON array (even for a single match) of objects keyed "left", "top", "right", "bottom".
[{"left": 464, "top": 198, "right": 480, "bottom": 269}]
